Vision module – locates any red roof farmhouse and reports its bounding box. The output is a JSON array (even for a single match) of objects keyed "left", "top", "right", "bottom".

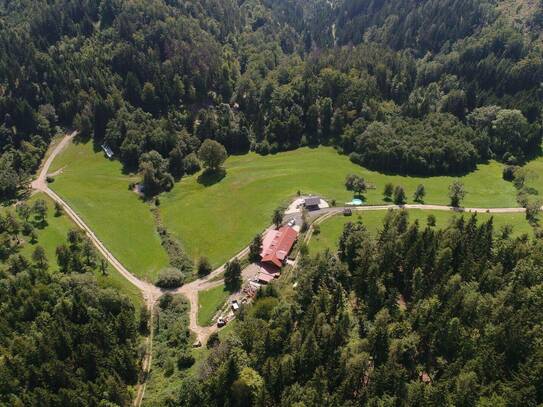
[{"left": 260, "top": 226, "right": 298, "bottom": 269}]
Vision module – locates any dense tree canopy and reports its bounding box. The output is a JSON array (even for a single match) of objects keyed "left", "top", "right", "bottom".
[
  {"left": 0, "top": 263, "right": 138, "bottom": 405},
  {"left": 176, "top": 210, "right": 543, "bottom": 406},
  {"left": 0, "top": 0, "right": 541, "bottom": 201},
  {"left": 1, "top": 1, "right": 543, "bottom": 404}
]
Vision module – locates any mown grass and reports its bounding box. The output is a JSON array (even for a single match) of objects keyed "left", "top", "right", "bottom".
[
  {"left": 522, "top": 156, "right": 543, "bottom": 199},
  {"left": 161, "top": 147, "right": 517, "bottom": 266},
  {"left": 20, "top": 193, "right": 143, "bottom": 309},
  {"left": 197, "top": 284, "right": 230, "bottom": 326},
  {"left": 49, "top": 141, "right": 169, "bottom": 281},
  {"left": 309, "top": 209, "right": 533, "bottom": 254},
  {"left": 20, "top": 193, "right": 75, "bottom": 270}
]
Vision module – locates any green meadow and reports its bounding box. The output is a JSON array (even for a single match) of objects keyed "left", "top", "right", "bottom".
[
  {"left": 49, "top": 141, "right": 520, "bottom": 271},
  {"left": 523, "top": 156, "right": 543, "bottom": 197},
  {"left": 20, "top": 193, "right": 143, "bottom": 309},
  {"left": 49, "top": 141, "right": 169, "bottom": 281},
  {"left": 161, "top": 147, "right": 517, "bottom": 266},
  {"left": 309, "top": 209, "right": 534, "bottom": 254},
  {"left": 197, "top": 284, "right": 230, "bottom": 326}
]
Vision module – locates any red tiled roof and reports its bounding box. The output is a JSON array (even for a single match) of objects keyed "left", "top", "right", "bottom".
[{"left": 261, "top": 226, "right": 298, "bottom": 269}]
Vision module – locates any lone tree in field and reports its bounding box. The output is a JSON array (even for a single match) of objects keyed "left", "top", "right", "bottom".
[
  {"left": 224, "top": 258, "right": 242, "bottom": 291},
  {"left": 33, "top": 199, "right": 48, "bottom": 224},
  {"left": 198, "top": 139, "right": 227, "bottom": 172},
  {"left": 383, "top": 183, "right": 394, "bottom": 201},
  {"left": 345, "top": 174, "right": 367, "bottom": 197},
  {"left": 413, "top": 184, "right": 426, "bottom": 203},
  {"left": 393, "top": 185, "right": 406, "bottom": 205},
  {"left": 449, "top": 180, "right": 466, "bottom": 207},
  {"left": 32, "top": 245, "right": 48, "bottom": 270},
  {"left": 54, "top": 201, "right": 63, "bottom": 217},
  {"left": 249, "top": 234, "right": 262, "bottom": 263},
  {"left": 272, "top": 207, "right": 284, "bottom": 229},
  {"left": 16, "top": 202, "right": 31, "bottom": 221}
]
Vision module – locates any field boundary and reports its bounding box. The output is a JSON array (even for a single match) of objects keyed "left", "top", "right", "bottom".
[{"left": 35, "top": 132, "right": 536, "bottom": 406}]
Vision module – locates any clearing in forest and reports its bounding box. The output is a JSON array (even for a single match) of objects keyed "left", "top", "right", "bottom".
[
  {"left": 48, "top": 141, "right": 169, "bottom": 282},
  {"left": 309, "top": 209, "right": 534, "bottom": 254},
  {"left": 160, "top": 147, "right": 517, "bottom": 266},
  {"left": 17, "top": 193, "right": 144, "bottom": 309}
]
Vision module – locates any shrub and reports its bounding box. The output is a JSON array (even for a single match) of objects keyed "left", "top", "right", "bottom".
[
  {"left": 46, "top": 176, "right": 54, "bottom": 183},
  {"left": 155, "top": 268, "right": 184, "bottom": 289},
  {"left": 177, "top": 352, "right": 195, "bottom": 369},
  {"left": 184, "top": 152, "right": 201, "bottom": 175},
  {"left": 254, "top": 141, "right": 270, "bottom": 155},
  {"left": 502, "top": 165, "right": 517, "bottom": 181},
  {"left": 198, "top": 256, "right": 212, "bottom": 277},
  {"left": 22, "top": 222, "right": 33, "bottom": 236},
  {"left": 251, "top": 297, "right": 279, "bottom": 321},
  {"left": 164, "top": 357, "right": 175, "bottom": 377},
  {"left": 207, "top": 332, "right": 220, "bottom": 349}
]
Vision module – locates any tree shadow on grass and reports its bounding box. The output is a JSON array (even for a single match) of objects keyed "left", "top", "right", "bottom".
[{"left": 197, "top": 168, "right": 226, "bottom": 187}]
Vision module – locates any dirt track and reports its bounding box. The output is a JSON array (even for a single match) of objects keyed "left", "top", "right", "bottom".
[
  {"left": 34, "top": 133, "right": 532, "bottom": 343},
  {"left": 33, "top": 132, "right": 532, "bottom": 405}
]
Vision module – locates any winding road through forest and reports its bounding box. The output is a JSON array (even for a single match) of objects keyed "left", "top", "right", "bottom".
[{"left": 33, "top": 132, "right": 532, "bottom": 406}]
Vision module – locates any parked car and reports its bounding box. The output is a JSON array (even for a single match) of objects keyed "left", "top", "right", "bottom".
[
  {"left": 287, "top": 219, "right": 296, "bottom": 227},
  {"left": 231, "top": 300, "right": 240, "bottom": 311},
  {"left": 217, "top": 317, "right": 226, "bottom": 327}
]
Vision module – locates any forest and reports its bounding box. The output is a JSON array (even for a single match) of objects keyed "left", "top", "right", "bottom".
[
  {"left": 0, "top": 0, "right": 542, "bottom": 198},
  {"left": 1, "top": 0, "right": 543, "bottom": 405},
  {"left": 0, "top": 253, "right": 139, "bottom": 405},
  {"left": 174, "top": 211, "right": 543, "bottom": 406}
]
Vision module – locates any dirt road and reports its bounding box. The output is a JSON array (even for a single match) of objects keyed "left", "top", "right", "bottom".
[
  {"left": 31, "top": 132, "right": 162, "bottom": 406},
  {"left": 33, "top": 132, "right": 532, "bottom": 404}
]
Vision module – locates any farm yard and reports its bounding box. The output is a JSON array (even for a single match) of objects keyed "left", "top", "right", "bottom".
[
  {"left": 161, "top": 147, "right": 518, "bottom": 267},
  {"left": 47, "top": 139, "right": 528, "bottom": 282},
  {"left": 309, "top": 209, "right": 534, "bottom": 254}
]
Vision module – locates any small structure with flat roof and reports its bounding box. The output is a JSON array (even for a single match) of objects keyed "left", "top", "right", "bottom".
[{"left": 101, "top": 144, "right": 114, "bottom": 159}]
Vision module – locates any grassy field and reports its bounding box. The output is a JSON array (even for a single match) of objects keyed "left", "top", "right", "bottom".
[
  {"left": 197, "top": 284, "right": 230, "bottom": 326},
  {"left": 19, "top": 193, "right": 144, "bottom": 309},
  {"left": 49, "top": 141, "right": 169, "bottom": 281},
  {"left": 20, "top": 193, "right": 75, "bottom": 269},
  {"left": 161, "top": 147, "right": 517, "bottom": 266},
  {"left": 309, "top": 209, "right": 534, "bottom": 254},
  {"left": 522, "top": 156, "right": 543, "bottom": 198}
]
